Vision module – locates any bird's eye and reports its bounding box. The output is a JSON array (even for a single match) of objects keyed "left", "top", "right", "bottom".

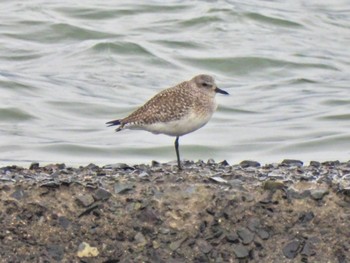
[{"left": 202, "top": 82, "right": 209, "bottom": 87}]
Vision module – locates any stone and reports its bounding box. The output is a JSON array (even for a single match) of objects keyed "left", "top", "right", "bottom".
[
  {"left": 29, "top": 162, "right": 40, "bottom": 170},
  {"left": 226, "top": 233, "right": 239, "bottom": 243},
  {"left": 298, "top": 211, "right": 314, "bottom": 224},
  {"left": 196, "top": 239, "right": 212, "bottom": 254},
  {"left": 75, "top": 194, "right": 95, "bottom": 207},
  {"left": 233, "top": 244, "right": 249, "bottom": 258},
  {"left": 219, "top": 160, "right": 229, "bottom": 166},
  {"left": 169, "top": 236, "right": 188, "bottom": 251},
  {"left": 310, "top": 189, "right": 329, "bottom": 200},
  {"left": 282, "top": 159, "right": 303, "bottom": 167},
  {"left": 247, "top": 218, "right": 261, "bottom": 232},
  {"left": 134, "top": 232, "right": 147, "bottom": 247},
  {"left": 114, "top": 183, "right": 134, "bottom": 194},
  {"left": 301, "top": 241, "right": 316, "bottom": 257},
  {"left": 58, "top": 216, "right": 71, "bottom": 229},
  {"left": 47, "top": 244, "right": 64, "bottom": 261},
  {"left": 93, "top": 188, "right": 111, "bottom": 201},
  {"left": 283, "top": 240, "right": 301, "bottom": 259},
  {"left": 104, "top": 163, "right": 133, "bottom": 170},
  {"left": 240, "top": 160, "right": 261, "bottom": 168},
  {"left": 263, "top": 180, "right": 285, "bottom": 191},
  {"left": 237, "top": 227, "right": 254, "bottom": 245},
  {"left": 256, "top": 229, "right": 270, "bottom": 240},
  {"left": 77, "top": 242, "right": 99, "bottom": 258},
  {"left": 210, "top": 176, "right": 228, "bottom": 184},
  {"left": 10, "top": 188, "right": 27, "bottom": 200},
  {"left": 310, "top": 161, "right": 321, "bottom": 168}
]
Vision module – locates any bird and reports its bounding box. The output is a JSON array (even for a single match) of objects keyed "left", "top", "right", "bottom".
[{"left": 106, "top": 74, "right": 229, "bottom": 170}]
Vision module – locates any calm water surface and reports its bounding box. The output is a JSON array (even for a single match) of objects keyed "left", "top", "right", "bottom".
[{"left": 1, "top": 0, "right": 350, "bottom": 166}]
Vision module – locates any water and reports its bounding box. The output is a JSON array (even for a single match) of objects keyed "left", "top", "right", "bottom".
[{"left": 1, "top": 0, "right": 350, "bottom": 166}]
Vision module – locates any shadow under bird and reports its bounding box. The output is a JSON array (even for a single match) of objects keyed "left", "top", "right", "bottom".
[{"left": 106, "top": 74, "right": 229, "bottom": 170}]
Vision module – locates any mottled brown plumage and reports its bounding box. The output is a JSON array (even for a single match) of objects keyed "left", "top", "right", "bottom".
[{"left": 106, "top": 74, "right": 229, "bottom": 170}]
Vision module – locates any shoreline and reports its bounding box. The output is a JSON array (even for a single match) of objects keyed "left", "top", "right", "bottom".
[{"left": 1, "top": 160, "right": 349, "bottom": 262}]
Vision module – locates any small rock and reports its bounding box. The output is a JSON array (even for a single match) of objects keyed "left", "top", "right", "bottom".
[
  {"left": 267, "top": 171, "right": 284, "bottom": 179},
  {"left": 301, "top": 241, "right": 316, "bottom": 257},
  {"left": 256, "top": 229, "right": 270, "bottom": 240},
  {"left": 287, "top": 189, "right": 311, "bottom": 199},
  {"left": 86, "top": 163, "right": 99, "bottom": 170},
  {"left": 207, "top": 158, "right": 216, "bottom": 165},
  {"left": 93, "top": 188, "right": 112, "bottom": 201},
  {"left": 247, "top": 218, "right": 261, "bottom": 232},
  {"left": 210, "top": 176, "right": 228, "bottom": 184},
  {"left": 58, "top": 216, "right": 71, "bottom": 229},
  {"left": 151, "top": 160, "right": 161, "bottom": 167},
  {"left": 226, "top": 233, "right": 239, "bottom": 243},
  {"left": 138, "top": 171, "right": 149, "bottom": 178},
  {"left": 47, "top": 244, "right": 64, "bottom": 261},
  {"left": 283, "top": 240, "right": 301, "bottom": 259},
  {"left": 29, "top": 162, "right": 40, "bottom": 170},
  {"left": 10, "top": 188, "right": 27, "bottom": 200},
  {"left": 40, "top": 181, "right": 60, "bottom": 188},
  {"left": 237, "top": 227, "right": 254, "bottom": 245},
  {"left": 298, "top": 211, "right": 314, "bottom": 224},
  {"left": 104, "top": 163, "right": 133, "bottom": 170},
  {"left": 75, "top": 194, "right": 95, "bottom": 207},
  {"left": 137, "top": 207, "right": 160, "bottom": 224},
  {"left": 219, "top": 160, "right": 229, "bottom": 166},
  {"left": 282, "top": 159, "right": 303, "bottom": 167},
  {"left": 77, "top": 242, "right": 99, "bottom": 258},
  {"left": 78, "top": 203, "right": 100, "bottom": 218},
  {"left": 233, "top": 244, "right": 249, "bottom": 258},
  {"left": 310, "top": 189, "right": 329, "bottom": 200},
  {"left": 240, "top": 160, "right": 261, "bottom": 168},
  {"left": 169, "top": 235, "right": 188, "bottom": 251},
  {"left": 263, "top": 180, "right": 285, "bottom": 191},
  {"left": 114, "top": 183, "right": 134, "bottom": 194},
  {"left": 196, "top": 239, "right": 212, "bottom": 254},
  {"left": 134, "top": 232, "right": 147, "bottom": 247},
  {"left": 310, "top": 161, "right": 321, "bottom": 168}
]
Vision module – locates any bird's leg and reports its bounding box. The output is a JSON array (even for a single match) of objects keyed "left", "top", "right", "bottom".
[{"left": 175, "top": 136, "right": 182, "bottom": 170}]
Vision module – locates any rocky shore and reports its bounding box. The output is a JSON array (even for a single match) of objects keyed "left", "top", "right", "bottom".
[{"left": 0, "top": 159, "right": 349, "bottom": 262}]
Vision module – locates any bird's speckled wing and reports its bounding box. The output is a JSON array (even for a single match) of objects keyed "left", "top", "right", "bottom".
[{"left": 121, "top": 81, "right": 194, "bottom": 127}]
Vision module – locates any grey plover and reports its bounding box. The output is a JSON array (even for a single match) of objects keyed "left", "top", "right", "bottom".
[{"left": 106, "top": 74, "right": 228, "bottom": 170}]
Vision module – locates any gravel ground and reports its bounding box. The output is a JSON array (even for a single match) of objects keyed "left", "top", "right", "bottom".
[{"left": 0, "top": 159, "right": 350, "bottom": 262}]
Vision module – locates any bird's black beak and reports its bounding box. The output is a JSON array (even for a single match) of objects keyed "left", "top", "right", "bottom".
[{"left": 215, "top": 86, "right": 229, "bottom": 95}]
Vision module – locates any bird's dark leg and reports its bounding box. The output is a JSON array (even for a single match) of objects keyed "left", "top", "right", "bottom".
[{"left": 175, "top": 136, "right": 182, "bottom": 170}]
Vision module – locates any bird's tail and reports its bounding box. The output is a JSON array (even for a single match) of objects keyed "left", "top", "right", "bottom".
[{"left": 106, "top": 119, "right": 123, "bottom": 132}]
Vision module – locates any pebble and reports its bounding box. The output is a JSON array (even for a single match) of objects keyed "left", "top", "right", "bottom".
[
  {"left": 210, "top": 176, "right": 228, "bottom": 184},
  {"left": 301, "top": 241, "right": 316, "bottom": 257},
  {"left": 263, "top": 180, "right": 285, "bottom": 191},
  {"left": 237, "top": 227, "right": 255, "bottom": 245},
  {"left": 283, "top": 240, "right": 301, "bottom": 259},
  {"left": 256, "top": 229, "right": 270, "bottom": 240},
  {"left": 75, "top": 194, "right": 95, "bottom": 207},
  {"left": 226, "top": 233, "right": 239, "bottom": 243},
  {"left": 93, "top": 188, "right": 111, "bottom": 201},
  {"left": 282, "top": 159, "right": 303, "bottom": 167},
  {"left": 10, "top": 188, "right": 27, "bottom": 200},
  {"left": 310, "top": 189, "right": 329, "bottom": 200},
  {"left": 114, "top": 183, "right": 134, "bottom": 194},
  {"left": 29, "top": 162, "right": 40, "bottom": 170},
  {"left": 196, "top": 239, "right": 213, "bottom": 254},
  {"left": 134, "top": 232, "right": 147, "bottom": 247},
  {"left": 47, "top": 244, "right": 64, "bottom": 261},
  {"left": 77, "top": 242, "right": 99, "bottom": 258},
  {"left": 169, "top": 235, "right": 188, "bottom": 251},
  {"left": 233, "top": 244, "right": 249, "bottom": 258},
  {"left": 240, "top": 160, "right": 261, "bottom": 168}
]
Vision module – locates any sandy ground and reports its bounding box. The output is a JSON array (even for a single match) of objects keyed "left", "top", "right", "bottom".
[{"left": 0, "top": 159, "right": 349, "bottom": 262}]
